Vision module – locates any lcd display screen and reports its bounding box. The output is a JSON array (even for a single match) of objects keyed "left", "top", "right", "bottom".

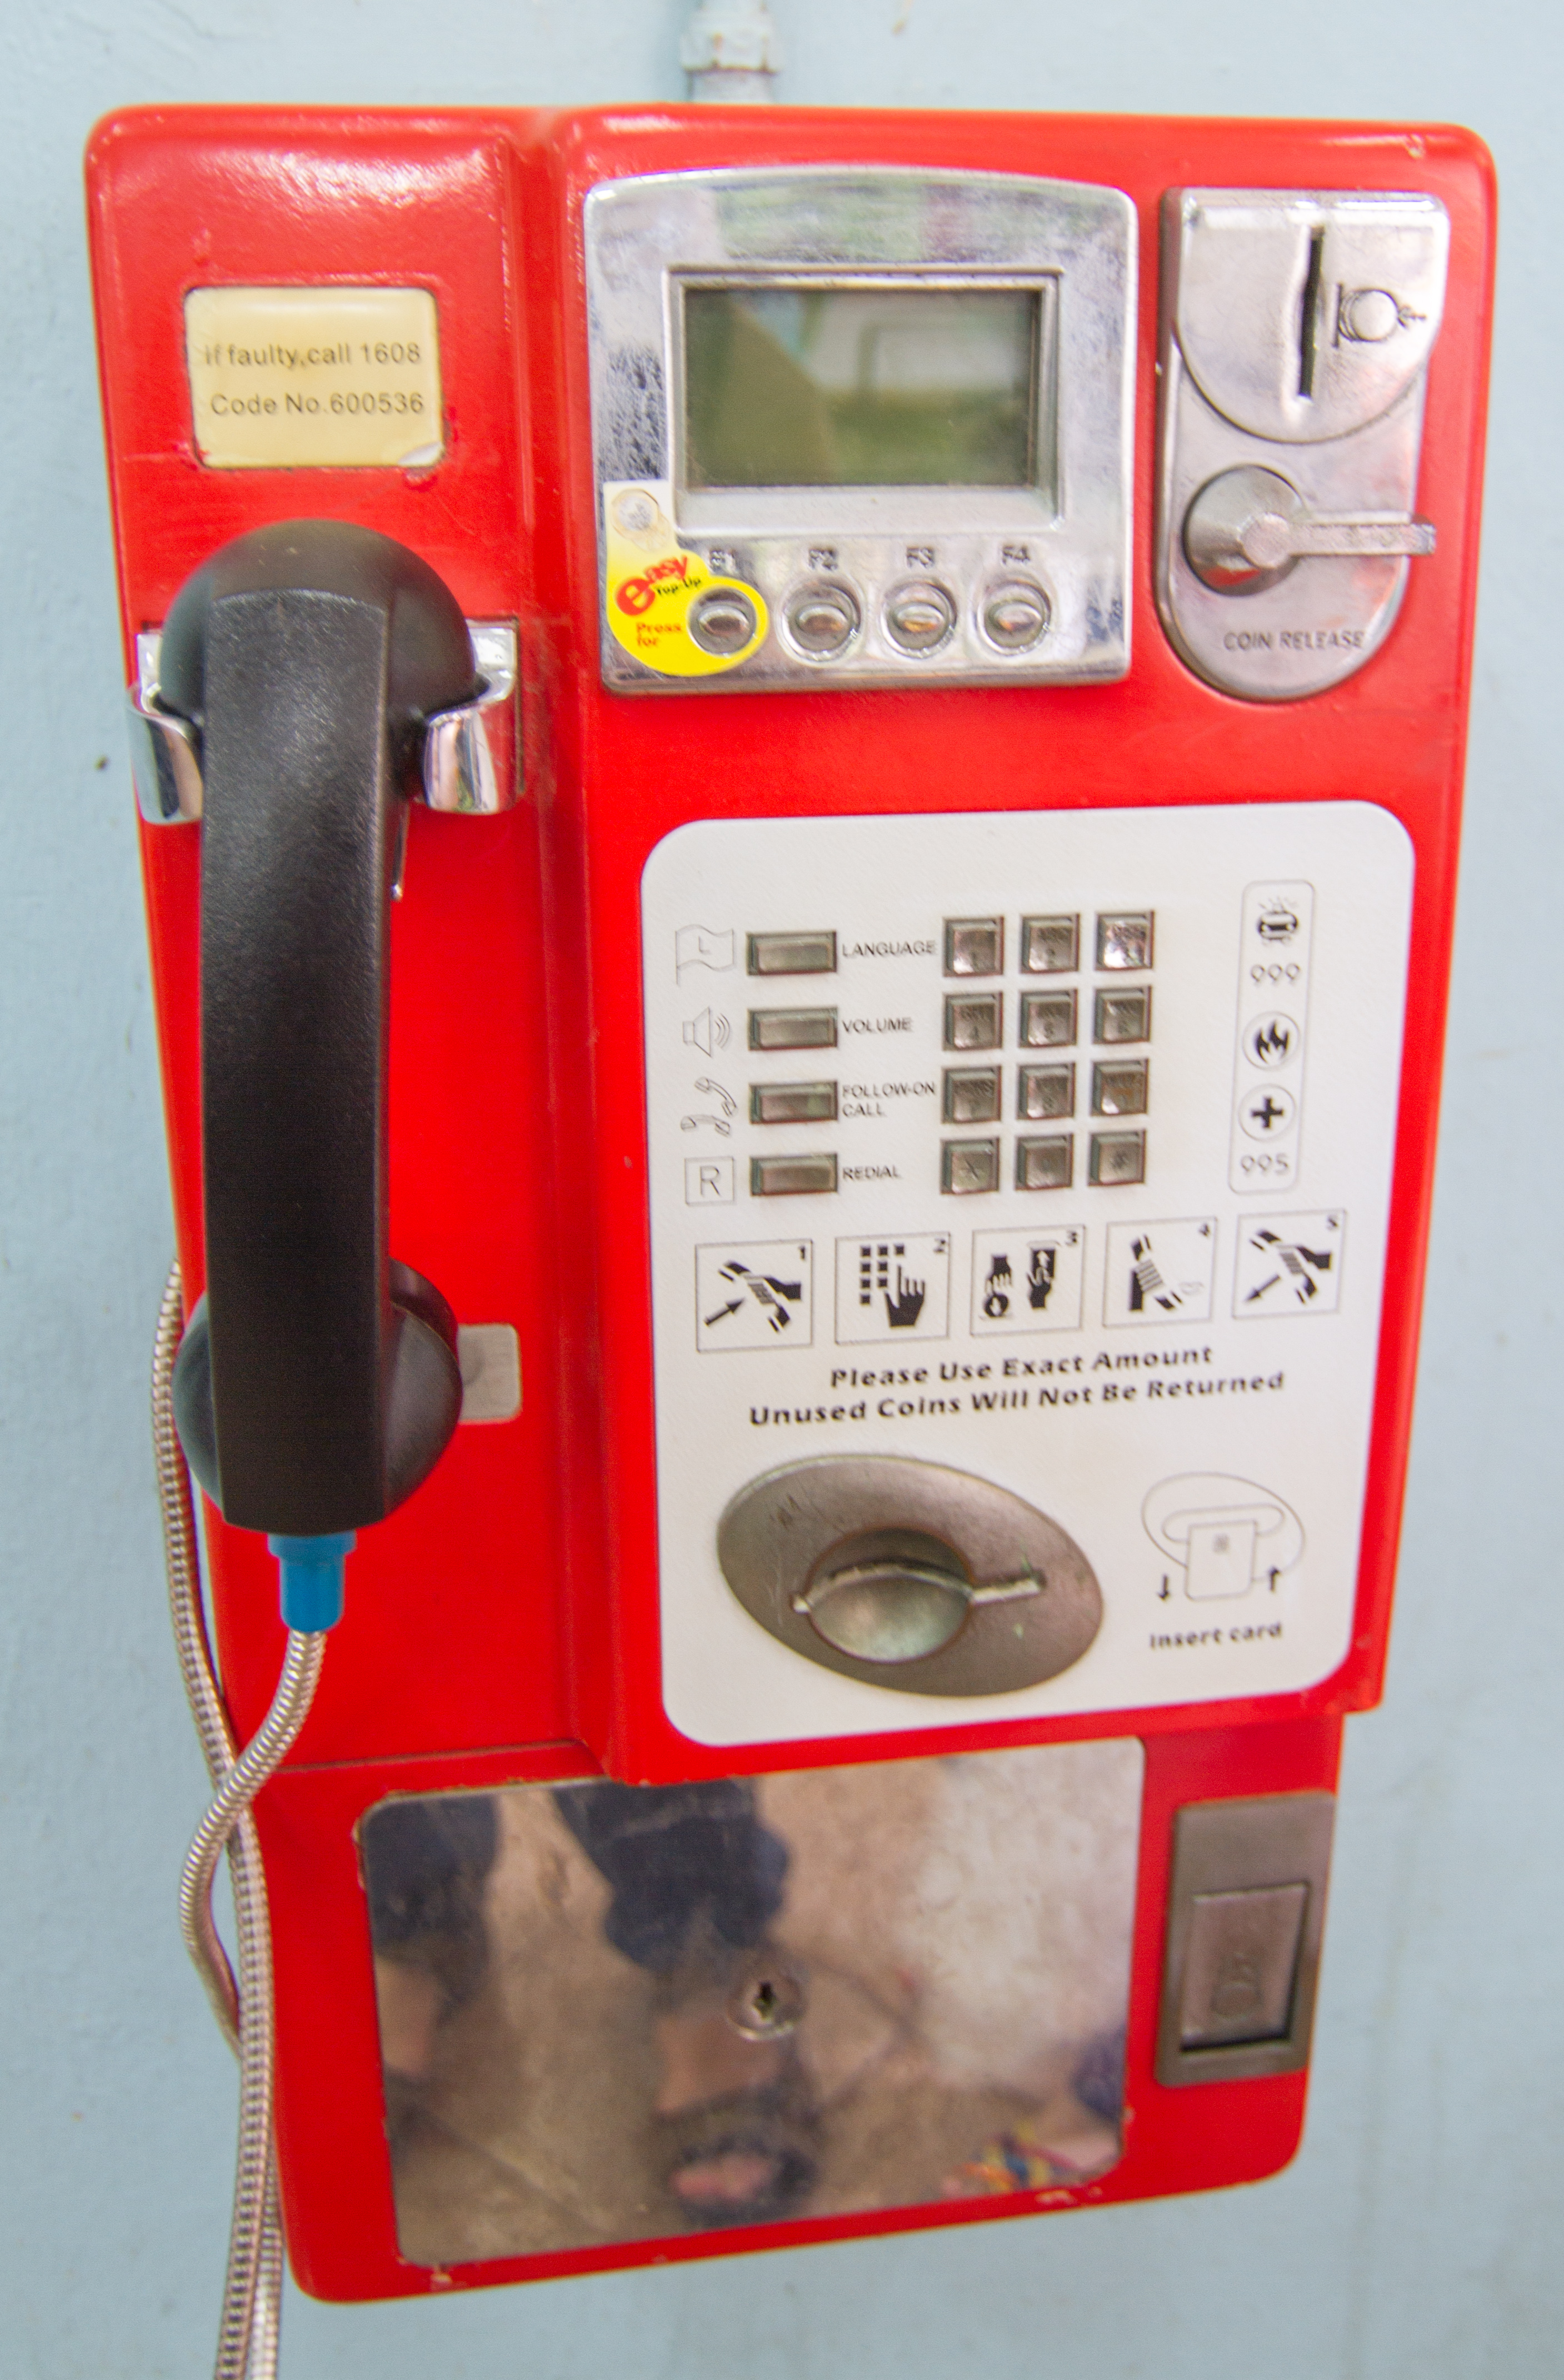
[{"left": 682, "top": 283, "right": 1047, "bottom": 492}]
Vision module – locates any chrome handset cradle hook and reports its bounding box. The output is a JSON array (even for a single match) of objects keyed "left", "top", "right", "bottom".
[{"left": 128, "top": 619, "right": 519, "bottom": 824}]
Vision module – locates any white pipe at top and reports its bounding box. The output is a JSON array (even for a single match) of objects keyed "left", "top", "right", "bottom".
[{"left": 681, "top": 0, "right": 783, "bottom": 101}]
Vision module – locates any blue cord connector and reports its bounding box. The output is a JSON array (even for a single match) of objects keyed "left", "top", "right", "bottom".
[{"left": 267, "top": 1532, "right": 355, "bottom": 1632}]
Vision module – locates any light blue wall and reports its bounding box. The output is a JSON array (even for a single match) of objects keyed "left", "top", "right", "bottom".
[{"left": 1, "top": 4, "right": 1555, "bottom": 2374}]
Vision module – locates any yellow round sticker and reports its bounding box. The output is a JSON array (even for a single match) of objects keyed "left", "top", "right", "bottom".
[{"left": 604, "top": 483, "right": 767, "bottom": 678}]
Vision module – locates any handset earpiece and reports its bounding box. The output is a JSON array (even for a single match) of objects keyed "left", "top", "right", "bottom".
[{"left": 158, "top": 519, "right": 477, "bottom": 1547}]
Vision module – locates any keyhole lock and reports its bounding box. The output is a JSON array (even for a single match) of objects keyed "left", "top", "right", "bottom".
[{"left": 726, "top": 1958, "right": 806, "bottom": 2042}]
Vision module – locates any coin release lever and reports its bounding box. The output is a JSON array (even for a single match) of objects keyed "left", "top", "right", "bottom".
[{"left": 1184, "top": 466, "right": 1436, "bottom": 595}]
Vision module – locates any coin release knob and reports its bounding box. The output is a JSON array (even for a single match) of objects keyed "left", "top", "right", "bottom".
[{"left": 1184, "top": 466, "right": 1436, "bottom": 594}]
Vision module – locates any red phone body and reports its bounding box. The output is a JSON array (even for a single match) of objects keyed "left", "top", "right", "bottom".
[{"left": 87, "top": 104, "right": 1493, "bottom": 2302}]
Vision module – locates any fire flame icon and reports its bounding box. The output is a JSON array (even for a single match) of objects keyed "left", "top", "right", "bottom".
[{"left": 1247, "top": 1013, "right": 1298, "bottom": 1069}]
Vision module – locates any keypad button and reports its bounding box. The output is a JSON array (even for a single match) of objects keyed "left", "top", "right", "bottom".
[
  {"left": 944, "top": 918, "right": 1004, "bottom": 977},
  {"left": 1096, "top": 912, "right": 1154, "bottom": 971},
  {"left": 751, "top": 1081, "right": 838, "bottom": 1124},
  {"left": 1089, "top": 1130, "right": 1146, "bottom": 1186},
  {"left": 941, "top": 1138, "right": 1000, "bottom": 1195},
  {"left": 1018, "top": 1063, "right": 1075, "bottom": 1120},
  {"left": 688, "top": 587, "right": 758, "bottom": 656},
  {"left": 1094, "top": 986, "right": 1151, "bottom": 1044},
  {"left": 886, "top": 580, "right": 957, "bottom": 654},
  {"left": 1021, "top": 915, "right": 1079, "bottom": 974},
  {"left": 1020, "top": 989, "right": 1077, "bottom": 1048},
  {"left": 1017, "top": 1134, "right": 1073, "bottom": 1190},
  {"left": 1092, "top": 1059, "right": 1148, "bottom": 1116},
  {"left": 785, "top": 582, "right": 860, "bottom": 658},
  {"left": 751, "top": 1153, "right": 838, "bottom": 1196},
  {"left": 749, "top": 1008, "right": 838, "bottom": 1050},
  {"left": 747, "top": 931, "right": 837, "bottom": 976},
  {"left": 945, "top": 992, "right": 1002, "bottom": 1051},
  {"left": 981, "top": 577, "right": 1051, "bottom": 653},
  {"left": 943, "top": 1067, "right": 1001, "bottom": 1124}
]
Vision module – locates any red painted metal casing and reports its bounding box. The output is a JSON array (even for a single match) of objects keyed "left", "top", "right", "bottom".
[{"left": 87, "top": 106, "right": 1492, "bottom": 2302}]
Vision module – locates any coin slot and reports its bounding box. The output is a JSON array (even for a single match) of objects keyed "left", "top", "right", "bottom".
[{"left": 1298, "top": 226, "right": 1325, "bottom": 399}]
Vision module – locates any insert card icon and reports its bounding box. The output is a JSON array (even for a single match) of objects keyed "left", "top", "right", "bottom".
[
  {"left": 1143, "top": 1473, "right": 1303, "bottom": 1601},
  {"left": 696, "top": 1241, "right": 813, "bottom": 1351}
]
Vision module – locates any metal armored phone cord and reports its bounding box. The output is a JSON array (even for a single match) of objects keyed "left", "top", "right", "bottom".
[{"left": 154, "top": 1261, "right": 327, "bottom": 2380}]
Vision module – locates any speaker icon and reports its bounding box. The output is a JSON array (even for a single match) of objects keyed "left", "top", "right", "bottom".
[{"left": 683, "top": 1007, "right": 731, "bottom": 1055}]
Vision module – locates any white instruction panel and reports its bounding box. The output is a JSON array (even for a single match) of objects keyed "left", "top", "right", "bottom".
[{"left": 642, "top": 803, "right": 1413, "bottom": 1748}]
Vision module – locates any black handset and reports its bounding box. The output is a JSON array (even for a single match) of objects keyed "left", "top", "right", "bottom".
[{"left": 158, "top": 521, "right": 476, "bottom": 1542}]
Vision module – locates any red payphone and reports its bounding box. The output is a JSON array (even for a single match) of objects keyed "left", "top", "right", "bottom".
[{"left": 87, "top": 97, "right": 1493, "bottom": 2347}]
